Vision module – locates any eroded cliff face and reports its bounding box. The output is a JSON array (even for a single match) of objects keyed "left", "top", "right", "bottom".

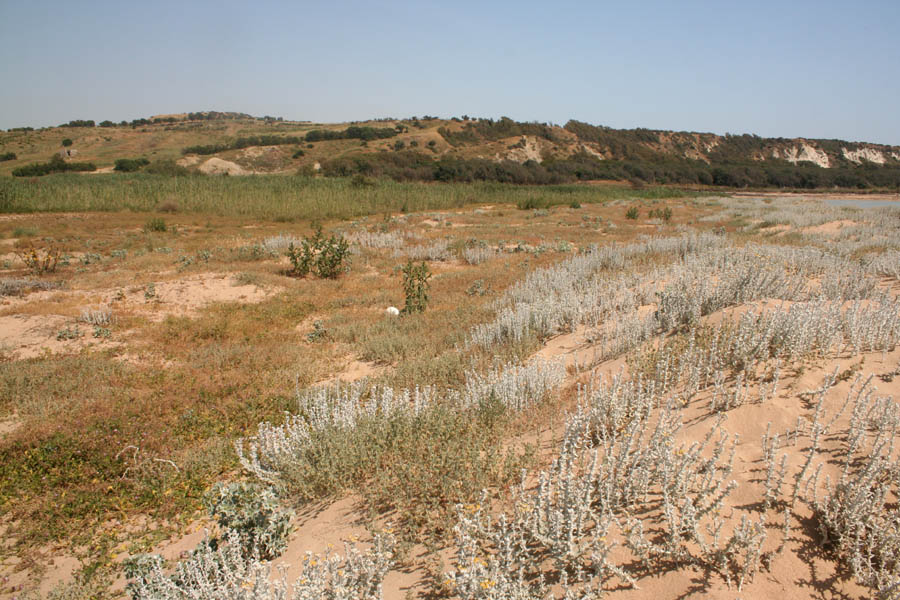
[
  {"left": 770, "top": 144, "right": 831, "bottom": 168},
  {"left": 842, "top": 147, "right": 887, "bottom": 165}
]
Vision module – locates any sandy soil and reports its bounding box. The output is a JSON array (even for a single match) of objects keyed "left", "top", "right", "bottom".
[
  {"left": 802, "top": 219, "right": 858, "bottom": 235},
  {"left": 198, "top": 157, "right": 247, "bottom": 175},
  {"left": 0, "top": 274, "right": 274, "bottom": 358}
]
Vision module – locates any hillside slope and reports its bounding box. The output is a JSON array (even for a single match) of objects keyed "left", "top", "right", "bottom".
[{"left": 2, "top": 112, "right": 899, "bottom": 187}]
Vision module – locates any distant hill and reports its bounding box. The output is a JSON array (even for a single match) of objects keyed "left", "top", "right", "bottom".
[{"left": 2, "top": 112, "right": 899, "bottom": 189}]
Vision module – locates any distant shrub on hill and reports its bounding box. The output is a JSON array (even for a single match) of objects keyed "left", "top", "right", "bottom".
[
  {"left": 99, "top": 120, "right": 116, "bottom": 128},
  {"left": 438, "top": 117, "right": 559, "bottom": 146},
  {"left": 114, "top": 157, "right": 151, "bottom": 172},
  {"left": 12, "top": 154, "right": 96, "bottom": 176},
  {"left": 305, "top": 126, "right": 397, "bottom": 142},
  {"left": 182, "top": 135, "right": 304, "bottom": 155},
  {"left": 61, "top": 138, "right": 73, "bottom": 147},
  {"left": 317, "top": 148, "right": 900, "bottom": 189},
  {"left": 0, "top": 152, "right": 16, "bottom": 162},
  {"left": 144, "top": 159, "right": 191, "bottom": 176},
  {"left": 60, "top": 120, "right": 95, "bottom": 128}
]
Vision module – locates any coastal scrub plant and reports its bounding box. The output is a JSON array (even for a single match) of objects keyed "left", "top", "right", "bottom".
[
  {"left": 202, "top": 482, "right": 291, "bottom": 560},
  {"left": 287, "top": 225, "right": 351, "bottom": 279},
  {"left": 16, "top": 244, "right": 60, "bottom": 275},
  {"left": 401, "top": 260, "right": 430, "bottom": 314}
]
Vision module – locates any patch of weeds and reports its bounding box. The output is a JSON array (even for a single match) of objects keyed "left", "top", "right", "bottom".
[
  {"left": 143, "top": 218, "right": 167, "bottom": 233},
  {"left": 350, "top": 173, "right": 376, "bottom": 188},
  {"left": 625, "top": 206, "right": 640, "bottom": 220},
  {"left": 516, "top": 197, "right": 548, "bottom": 210},
  {"left": 230, "top": 243, "right": 270, "bottom": 262},
  {"left": 79, "top": 306, "right": 114, "bottom": 326},
  {"left": 306, "top": 319, "right": 328, "bottom": 342},
  {"left": 110, "top": 249, "right": 127, "bottom": 259},
  {"left": 648, "top": 205, "right": 673, "bottom": 222},
  {"left": 93, "top": 326, "right": 112, "bottom": 339},
  {"left": 176, "top": 254, "right": 194, "bottom": 271},
  {"left": 466, "top": 279, "right": 490, "bottom": 296},
  {"left": 143, "top": 283, "right": 157, "bottom": 301},
  {"left": 56, "top": 325, "right": 83, "bottom": 341},
  {"left": 12, "top": 226, "right": 38, "bottom": 237},
  {"left": 234, "top": 272, "right": 261, "bottom": 286},
  {"left": 0, "top": 277, "right": 65, "bottom": 297},
  {"left": 16, "top": 244, "right": 61, "bottom": 275},
  {"left": 80, "top": 252, "right": 102, "bottom": 266}
]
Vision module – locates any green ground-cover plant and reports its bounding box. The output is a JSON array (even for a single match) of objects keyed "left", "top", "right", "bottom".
[{"left": 0, "top": 174, "right": 692, "bottom": 218}]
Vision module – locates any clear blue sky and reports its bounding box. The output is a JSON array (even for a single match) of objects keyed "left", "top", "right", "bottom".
[{"left": 2, "top": 0, "right": 898, "bottom": 144}]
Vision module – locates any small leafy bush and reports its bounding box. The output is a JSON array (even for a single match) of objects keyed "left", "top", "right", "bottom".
[
  {"left": 202, "top": 482, "right": 291, "bottom": 560},
  {"left": 144, "top": 159, "right": 190, "bottom": 176},
  {"left": 16, "top": 244, "right": 60, "bottom": 275},
  {"left": 143, "top": 218, "right": 167, "bottom": 233},
  {"left": 61, "top": 138, "right": 73, "bottom": 147},
  {"left": 0, "top": 152, "right": 16, "bottom": 162},
  {"left": 649, "top": 205, "right": 673, "bottom": 222},
  {"left": 306, "top": 320, "right": 328, "bottom": 342},
  {"left": 350, "top": 173, "right": 376, "bottom": 188},
  {"left": 286, "top": 226, "right": 351, "bottom": 279},
  {"left": 114, "top": 157, "right": 151, "bottom": 172},
  {"left": 516, "top": 196, "right": 549, "bottom": 210},
  {"left": 625, "top": 206, "right": 640, "bottom": 220},
  {"left": 401, "top": 260, "right": 431, "bottom": 314},
  {"left": 12, "top": 154, "right": 96, "bottom": 176}
]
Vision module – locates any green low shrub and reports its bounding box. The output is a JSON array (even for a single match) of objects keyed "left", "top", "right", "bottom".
[
  {"left": 401, "top": 260, "right": 431, "bottom": 314},
  {"left": 202, "top": 482, "right": 291, "bottom": 560},
  {"left": 286, "top": 226, "right": 351, "bottom": 279},
  {"left": 143, "top": 218, "right": 167, "bottom": 232},
  {"left": 114, "top": 158, "right": 151, "bottom": 172}
]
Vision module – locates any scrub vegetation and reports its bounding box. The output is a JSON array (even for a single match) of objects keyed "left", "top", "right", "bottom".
[{"left": 0, "top": 165, "right": 899, "bottom": 599}]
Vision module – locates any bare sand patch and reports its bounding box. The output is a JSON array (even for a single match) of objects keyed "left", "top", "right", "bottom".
[
  {"left": 803, "top": 219, "right": 858, "bottom": 235},
  {"left": 0, "top": 313, "right": 120, "bottom": 359},
  {"left": 318, "top": 356, "right": 382, "bottom": 384},
  {"left": 198, "top": 157, "right": 246, "bottom": 175},
  {"left": 110, "top": 273, "right": 274, "bottom": 319}
]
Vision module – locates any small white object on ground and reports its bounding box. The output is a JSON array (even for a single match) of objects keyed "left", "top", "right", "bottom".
[{"left": 385, "top": 306, "right": 400, "bottom": 316}]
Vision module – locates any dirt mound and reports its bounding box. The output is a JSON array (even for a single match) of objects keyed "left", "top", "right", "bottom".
[{"left": 198, "top": 157, "right": 246, "bottom": 175}]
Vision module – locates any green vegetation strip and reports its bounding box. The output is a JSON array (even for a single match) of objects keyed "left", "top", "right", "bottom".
[{"left": 0, "top": 174, "right": 691, "bottom": 220}]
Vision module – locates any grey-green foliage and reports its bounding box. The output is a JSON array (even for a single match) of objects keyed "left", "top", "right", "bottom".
[
  {"left": 809, "top": 376, "right": 900, "bottom": 599},
  {"left": 126, "top": 529, "right": 396, "bottom": 600},
  {"left": 203, "top": 482, "right": 292, "bottom": 560}
]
